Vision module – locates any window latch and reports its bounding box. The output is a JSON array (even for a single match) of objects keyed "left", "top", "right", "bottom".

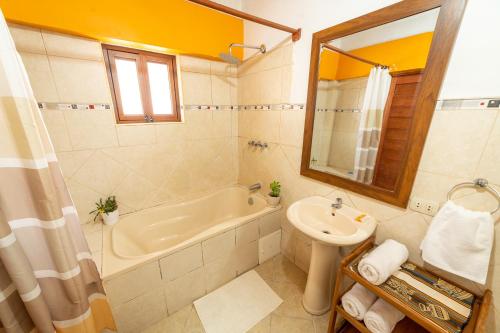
[{"left": 144, "top": 115, "right": 154, "bottom": 123}]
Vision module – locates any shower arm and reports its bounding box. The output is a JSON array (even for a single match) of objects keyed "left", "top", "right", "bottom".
[
  {"left": 229, "top": 43, "right": 266, "bottom": 55},
  {"left": 187, "top": 0, "right": 301, "bottom": 42}
]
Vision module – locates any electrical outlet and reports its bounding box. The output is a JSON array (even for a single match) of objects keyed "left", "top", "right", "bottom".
[{"left": 409, "top": 197, "right": 439, "bottom": 216}]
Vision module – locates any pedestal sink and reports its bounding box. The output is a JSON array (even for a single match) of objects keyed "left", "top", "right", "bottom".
[{"left": 287, "top": 196, "right": 376, "bottom": 315}]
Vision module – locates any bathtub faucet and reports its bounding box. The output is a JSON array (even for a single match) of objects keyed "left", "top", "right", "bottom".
[{"left": 248, "top": 183, "right": 261, "bottom": 192}]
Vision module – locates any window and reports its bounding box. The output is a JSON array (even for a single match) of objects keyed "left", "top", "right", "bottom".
[{"left": 102, "top": 45, "right": 181, "bottom": 123}]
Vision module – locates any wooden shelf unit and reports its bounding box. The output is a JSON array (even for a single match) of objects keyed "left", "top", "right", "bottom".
[{"left": 328, "top": 237, "right": 492, "bottom": 333}]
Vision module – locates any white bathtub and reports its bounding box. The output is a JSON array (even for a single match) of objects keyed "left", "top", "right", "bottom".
[
  {"left": 111, "top": 186, "right": 277, "bottom": 259},
  {"left": 102, "top": 186, "right": 282, "bottom": 330}
]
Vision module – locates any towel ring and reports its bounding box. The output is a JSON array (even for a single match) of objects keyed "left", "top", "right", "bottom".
[{"left": 447, "top": 178, "right": 500, "bottom": 214}]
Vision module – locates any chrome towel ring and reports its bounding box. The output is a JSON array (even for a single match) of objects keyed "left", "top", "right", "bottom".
[{"left": 447, "top": 178, "right": 500, "bottom": 214}]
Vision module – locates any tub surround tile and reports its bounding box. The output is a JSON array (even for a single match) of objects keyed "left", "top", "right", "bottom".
[
  {"left": 56, "top": 150, "right": 94, "bottom": 179},
  {"left": 41, "top": 30, "right": 103, "bottom": 61},
  {"left": 211, "top": 75, "right": 232, "bottom": 105},
  {"left": 116, "top": 125, "right": 157, "bottom": 147},
  {"left": 179, "top": 56, "right": 211, "bottom": 74},
  {"left": 181, "top": 72, "right": 212, "bottom": 105},
  {"left": 63, "top": 110, "right": 118, "bottom": 150},
  {"left": 49, "top": 56, "right": 111, "bottom": 103},
  {"left": 203, "top": 254, "right": 237, "bottom": 293},
  {"left": 72, "top": 150, "right": 129, "bottom": 195},
  {"left": 104, "top": 261, "right": 162, "bottom": 308},
  {"left": 9, "top": 24, "right": 46, "bottom": 54},
  {"left": 85, "top": 230, "right": 102, "bottom": 253},
  {"left": 202, "top": 229, "right": 236, "bottom": 264},
  {"left": 40, "top": 109, "right": 72, "bottom": 152},
  {"left": 236, "top": 221, "right": 259, "bottom": 246},
  {"left": 113, "top": 173, "right": 157, "bottom": 210},
  {"left": 160, "top": 244, "right": 203, "bottom": 282},
  {"left": 234, "top": 240, "right": 259, "bottom": 275},
  {"left": 210, "top": 61, "right": 237, "bottom": 77},
  {"left": 113, "top": 288, "right": 167, "bottom": 333},
  {"left": 258, "top": 211, "right": 281, "bottom": 237},
  {"left": 164, "top": 267, "right": 206, "bottom": 314},
  {"left": 19, "top": 52, "right": 59, "bottom": 103}
]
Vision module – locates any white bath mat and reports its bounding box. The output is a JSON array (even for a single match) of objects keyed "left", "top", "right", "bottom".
[{"left": 194, "top": 270, "right": 282, "bottom": 333}]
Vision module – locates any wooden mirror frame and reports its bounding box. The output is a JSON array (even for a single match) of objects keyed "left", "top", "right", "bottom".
[{"left": 300, "top": 0, "right": 467, "bottom": 208}]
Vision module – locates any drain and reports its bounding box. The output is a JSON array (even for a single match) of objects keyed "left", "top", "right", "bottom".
[{"left": 322, "top": 230, "right": 331, "bottom": 234}]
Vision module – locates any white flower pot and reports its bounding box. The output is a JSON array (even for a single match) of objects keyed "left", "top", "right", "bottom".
[
  {"left": 267, "top": 195, "right": 281, "bottom": 207},
  {"left": 102, "top": 210, "right": 119, "bottom": 226}
]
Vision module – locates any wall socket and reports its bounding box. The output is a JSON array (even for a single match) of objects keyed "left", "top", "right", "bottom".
[{"left": 409, "top": 197, "right": 440, "bottom": 216}]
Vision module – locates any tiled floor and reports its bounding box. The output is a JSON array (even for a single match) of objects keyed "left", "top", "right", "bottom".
[{"left": 142, "top": 254, "right": 331, "bottom": 333}]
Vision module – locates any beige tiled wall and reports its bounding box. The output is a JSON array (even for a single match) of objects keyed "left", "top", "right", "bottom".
[
  {"left": 10, "top": 24, "right": 239, "bottom": 220},
  {"left": 237, "top": 42, "right": 500, "bottom": 331}
]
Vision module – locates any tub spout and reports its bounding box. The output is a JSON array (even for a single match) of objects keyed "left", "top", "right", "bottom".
[{"left": 248, "top": 183, "right": 261, "bottom": 192}]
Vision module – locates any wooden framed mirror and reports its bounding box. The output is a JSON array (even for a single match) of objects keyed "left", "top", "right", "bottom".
[{"left": 301, "top": 0, "right": 467, "bottom": 208}]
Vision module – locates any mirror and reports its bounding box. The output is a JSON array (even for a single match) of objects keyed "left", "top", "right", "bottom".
[{"left": 301, "top": 1, "right": 467, "bottom": 207}]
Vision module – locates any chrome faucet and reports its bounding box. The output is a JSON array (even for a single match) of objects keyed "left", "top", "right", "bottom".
[
  {"left": 248, "top": 183, "right": 261, "bottom": 192},
  {"left": 331, "top": 198, "right": 342, "bottom": 216}
]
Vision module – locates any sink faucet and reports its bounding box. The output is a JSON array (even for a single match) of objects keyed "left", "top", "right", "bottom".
[
  {"left": 248, "top": 183, "right": 261, "bottom": 192},
  {"left": 331, "top": 198, "right": 342, "bottom": 216}
]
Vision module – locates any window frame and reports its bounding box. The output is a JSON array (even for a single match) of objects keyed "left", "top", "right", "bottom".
[{"left": 102, "top": 44, "right": 181, "bottom": 123}]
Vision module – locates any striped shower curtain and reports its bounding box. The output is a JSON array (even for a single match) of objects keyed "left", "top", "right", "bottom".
[
  {"left": 0, "top": 11, "right": 116, "bottom": 333},
  {"left": 352, "top": 66, "right": 391, "bottom": 184}
]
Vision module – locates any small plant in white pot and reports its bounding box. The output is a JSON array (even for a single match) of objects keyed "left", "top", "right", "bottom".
[
  {"left": 90, "top": 196, "right": 119, "bottom": 225},
  {"left": 267, "top": 180, "right": 281, "bottom": 207}
]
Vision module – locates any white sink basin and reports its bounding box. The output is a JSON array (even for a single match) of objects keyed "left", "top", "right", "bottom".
[
  {"left": 287, "top": 196, "right": 376, "bottom": 245},
  {"left": 286, "top": 196, "right": 377, "bottom": 315}
]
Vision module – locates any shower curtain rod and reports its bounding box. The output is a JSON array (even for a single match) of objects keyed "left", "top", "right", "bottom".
[
  {"left": 187, "top": 0, "right": 302, "bottom": 42},
  {"left": 321, "top": 43, "right": 389, "bottom": 68}
]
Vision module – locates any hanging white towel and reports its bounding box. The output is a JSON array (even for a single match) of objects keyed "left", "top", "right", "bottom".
[
  {"left": 358, "top": 239, "right": 409, "bottom": 285},
  {"left": 420, "top": 200, "right": 494, "bottom": 284},
  {"left": 341, "top": 283, "right": 377, "bottom": 320},
  {"left": 364, "top": 298, "right": 405, "bottom": 333}
]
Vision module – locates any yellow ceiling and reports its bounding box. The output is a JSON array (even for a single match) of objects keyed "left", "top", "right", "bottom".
[{"left": 0, "top": 0, "right": 244, "bottom": 59}]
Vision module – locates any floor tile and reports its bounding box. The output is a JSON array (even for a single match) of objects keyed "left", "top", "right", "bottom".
[{"left": 270, "top": 314, "right": 315, "bottom": 333}]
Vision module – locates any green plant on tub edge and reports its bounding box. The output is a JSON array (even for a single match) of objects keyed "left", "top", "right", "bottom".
[
  {"left": 89, "top": 196, "right": 118, "bottom": 222},
  {"left": 269, "top": 181, "right": 281, "bottom": 197}
]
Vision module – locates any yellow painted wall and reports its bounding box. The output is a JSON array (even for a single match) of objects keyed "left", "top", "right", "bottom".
[
  {"left": 319, "top": 32, "right": 433, "bottom": 81},
  {"left": 0, "top": 0, "right": 244, "bottom": 60}
]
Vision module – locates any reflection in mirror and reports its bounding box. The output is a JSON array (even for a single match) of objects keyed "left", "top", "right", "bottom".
[{"left": 310, "top": 9, "right": 439, "bottom": 189}]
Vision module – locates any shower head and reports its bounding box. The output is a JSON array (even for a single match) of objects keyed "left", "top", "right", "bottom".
[
  {"left": 219, "top": 52, "right": 241, "bottom": 65},
  {"left": 219, "top": 43, "right": 266, "bottom": 65}
]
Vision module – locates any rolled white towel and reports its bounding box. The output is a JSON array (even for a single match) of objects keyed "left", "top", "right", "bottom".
[
  {"left": 358, "top": 239, "right": 408, "bottom": 285},
  {"left": 341, "top": 283, "right": 377, "bottom": 320},
  {"left": 364, "top": 298, "right": 405, "bottom": 333}
]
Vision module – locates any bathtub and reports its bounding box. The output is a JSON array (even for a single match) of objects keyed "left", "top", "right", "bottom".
[
  {"left": 102, "top": 185, "right": 283, "bottom": 329},
  {"left": 110, "top": 185, "right": 279, "bottom": 260}
]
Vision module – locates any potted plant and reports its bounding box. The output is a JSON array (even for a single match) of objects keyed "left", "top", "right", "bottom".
[
  {"left": 267, "top": 180, "right": 281, "bottom": 207},
  {"left": 89, "top": 196, "right": 119, "bottom": 225}
]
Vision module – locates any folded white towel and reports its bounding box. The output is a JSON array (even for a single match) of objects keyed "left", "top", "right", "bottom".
[
  {"left": 341, "top": 283, "right": 377, "bottom": 320},
  {"left": 364, "top": 298, "right": 405, "bottom": 333},
  {"left": 358, "top": 239, "right": 409, "bottom": 285},
  {"left": 420, "top": 200, "right": 494, "bottom": 284}
]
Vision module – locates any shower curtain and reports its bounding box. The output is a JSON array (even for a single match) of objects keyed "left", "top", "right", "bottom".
[
  {"left": 352, "top": 66, "right": 391, "bottom": 184},
  {"left": 0, "top": 11, "right": 116, "bottom": 333}
]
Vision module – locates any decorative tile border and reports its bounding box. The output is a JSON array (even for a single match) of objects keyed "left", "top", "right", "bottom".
[
  {"left": 435, "top": 98, "right": 500, "bottom": 111},
  {"left": 315, "top": 108, "right": 361, "bottom": 113},
  {"left": 182, "top": 105, "right": 239, "bottom": 111},
  {"left": 37, "top": 98, "right": 500, "bottom": 113},
  {"left": 38, "top": 102, "right": 111, "bottom": 110}
]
